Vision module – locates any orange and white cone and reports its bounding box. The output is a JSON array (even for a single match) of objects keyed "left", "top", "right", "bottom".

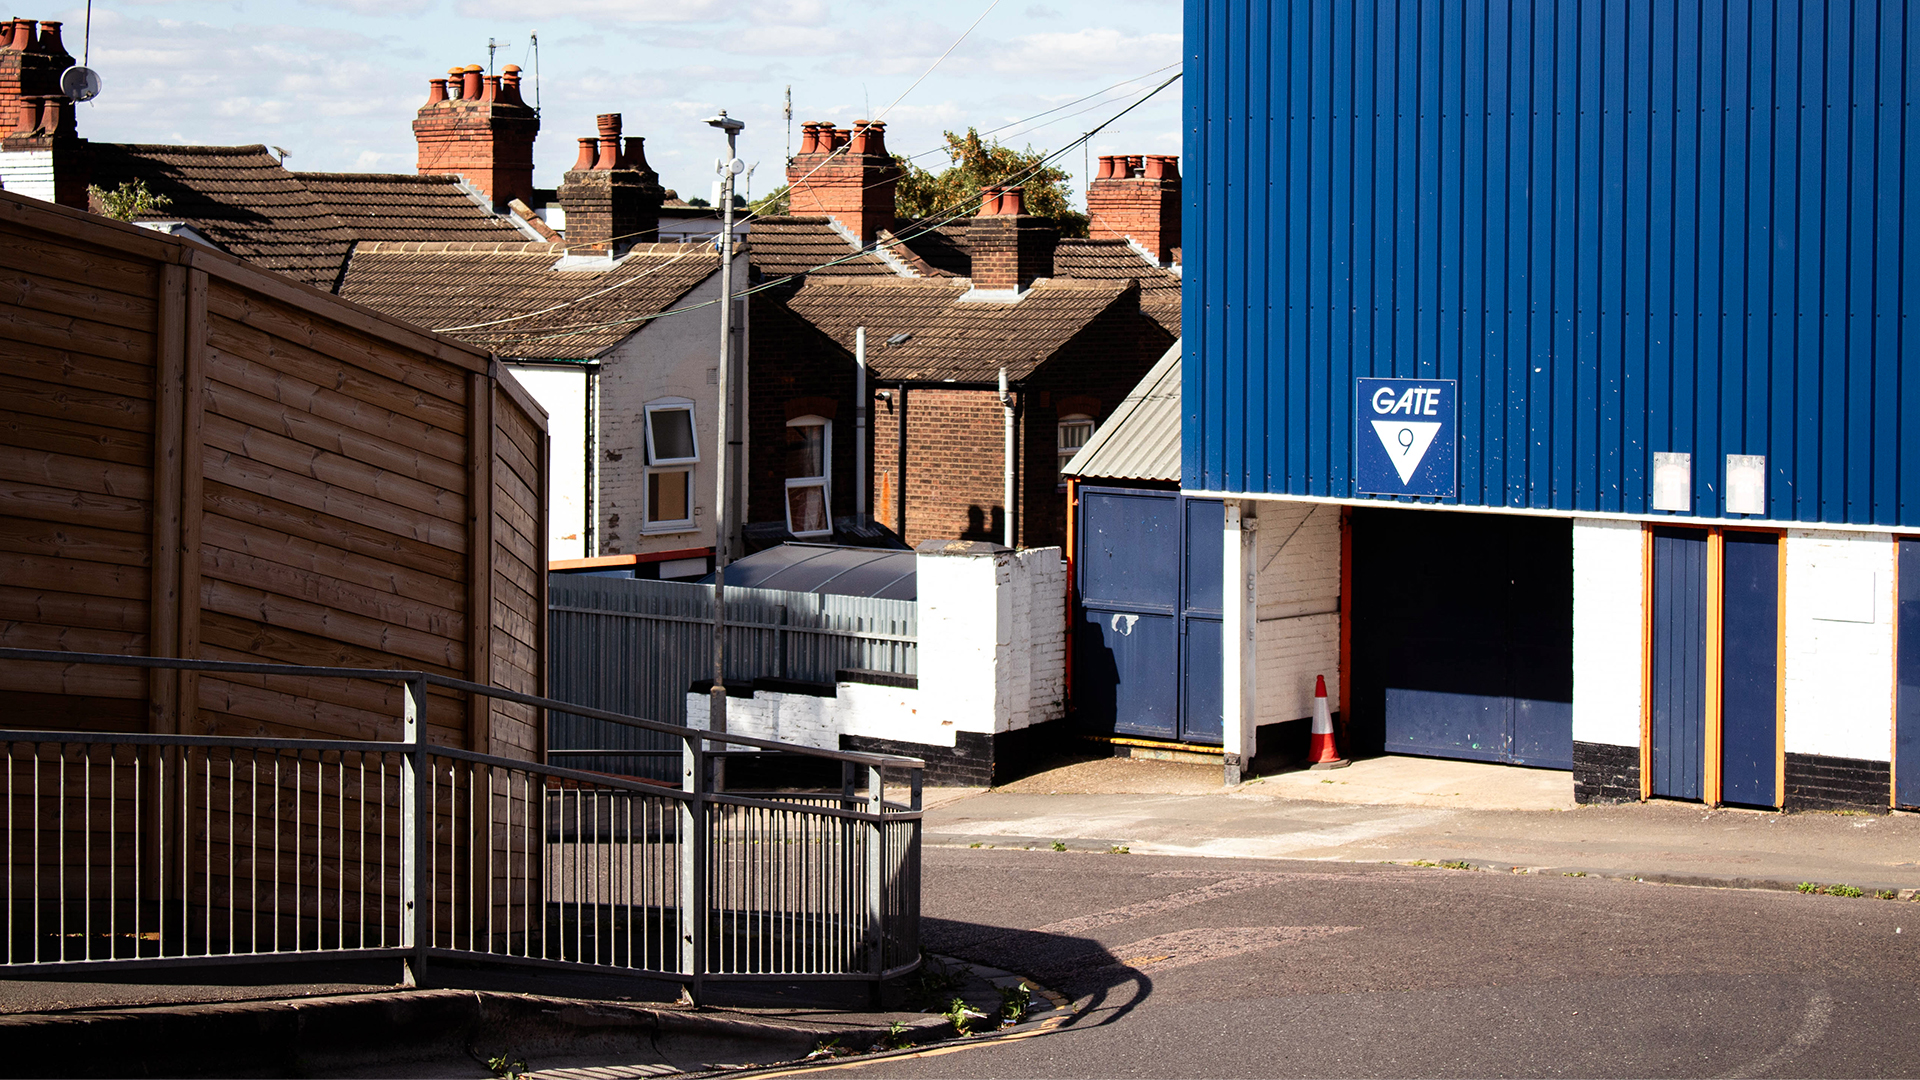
[{"left": 1307, "top": 674, "right": 1348, "bottom": 769}]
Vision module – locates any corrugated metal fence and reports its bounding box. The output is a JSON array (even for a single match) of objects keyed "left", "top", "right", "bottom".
[{"left": 548, "top": 575, "right": 917, "bottom": 778}]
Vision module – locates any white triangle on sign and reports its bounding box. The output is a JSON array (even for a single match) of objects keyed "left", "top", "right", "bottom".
[{"left": 1370, "top": 420, "right": 1443, "bottom": 485}]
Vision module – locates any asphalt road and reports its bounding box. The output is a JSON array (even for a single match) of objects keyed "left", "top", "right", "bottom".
[{"left": 828, "top": 847, "right": 1920, "bottom": 1079}]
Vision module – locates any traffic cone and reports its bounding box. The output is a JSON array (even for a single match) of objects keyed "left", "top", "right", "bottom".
[{"left": 1307, "top": 674, "right": 1348, "bottom": 769}]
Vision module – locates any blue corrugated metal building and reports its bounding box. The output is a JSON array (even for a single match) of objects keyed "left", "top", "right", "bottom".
[{"left": 1182, "top": 0, "right": 1920, "bottom": 810}]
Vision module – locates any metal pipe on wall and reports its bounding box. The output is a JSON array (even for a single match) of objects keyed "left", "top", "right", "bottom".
[
  {"left": 999, "top": 367, "right": 1014, "bottom": 548},
  {"left": 895, "top": 385, "right": 907, "bottom": 541},
  {"left": 855, "top": 327, "right": 867, "bottom": 526}
]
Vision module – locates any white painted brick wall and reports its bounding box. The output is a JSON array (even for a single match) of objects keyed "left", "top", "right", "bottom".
[
  {"left": 0, "top": 150, "right": 55, "bottom": 203},
  {"left": 1783, "top": 529, "right": 1895, "bottom": 761},
  {"left": 688, "top": 543, "right": 1068, "bottom": 750},
  {"left": 1253, "top": 502, "right": 1341, "bottom": 725},
  {"left": 1571, "top": 517, "right": 1644, "bottom": 747}
]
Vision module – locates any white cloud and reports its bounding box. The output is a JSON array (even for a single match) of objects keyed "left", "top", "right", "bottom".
[{"left": 990, "top": 27, "right": 1179, "bottom": 77}]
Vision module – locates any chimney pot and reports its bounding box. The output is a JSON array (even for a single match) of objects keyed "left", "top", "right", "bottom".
[
  {"left": 596, "top": 113, "right": 622, "bottom": 139},
  {"left": 796, "top": 122, "right": 817, "bottom": 155},
  {"left": 16, "top": 95, "right": 38, "bottom": 134},
  {"left": 446, "top": 68, "right": 465, "bottom": 99},
  {"left": 4, "top": 18, "right": 26, "bottom": 51},
  {"left": 828, "top": 127, "right": 848, "bottom": 151},
  {"left": 460, "top": 64, "right": 483, "bottom": 100},
  {"left": 978, "top": 185, "right": 1002, "bottom": 216},
  {"left": 1126, "top": 154, "right": 1145, "bottom": 176},
  {"left": 36, "top": 18, "right": 62, "bottom": 56},
  {"left": 621, "top": 135, "right": 652, "bottom": 173},
  {"left": 483, "top": 75, "right": 501, "bottom": 102},
  {"left": 594, "top": 136, "right": 619, "bottom": 170},
  {"left": 424, "top": 77, "right": 446, "bottom": 105},
  {"left": 1096, "top": 155, "right": 1115, "bottom": 180},
  {"left": 571, "top": 137, "right": 597, "bottom": 172},
  {"left": 1001, "top": 186, "right": 1026, "bottom": 216},
  {"left": 36, "top": 94, "right": 63, "bottom": 136}
]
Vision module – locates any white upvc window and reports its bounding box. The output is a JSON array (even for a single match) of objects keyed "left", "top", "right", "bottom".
[
  {"left": 1057, "top": 413, "right": 1095, "bottom": 483},
  {"left": 784, "top": 414, "right": 831, "bottom": 538},
  {"left": 643, "top": 399, "right": 697, "bottom": 533}
]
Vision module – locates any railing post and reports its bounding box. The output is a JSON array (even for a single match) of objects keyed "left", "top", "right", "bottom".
[
  {"left": 398, "top": 676, "right": 428, "bottom": 985},
  {"left": 865, "top": 762, "right": 884, "bottom": 986},
  {"left": 679, "top": 731, "right": 706, "bottom": 1003}
]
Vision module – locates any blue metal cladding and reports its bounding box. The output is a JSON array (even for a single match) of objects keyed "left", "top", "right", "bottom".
[
  {"left": 1183, "top": 0, "right": 1920, "bottom": 525},
  {"left": 1720, "top": 531, "right": 1779, "bottom": 806}
]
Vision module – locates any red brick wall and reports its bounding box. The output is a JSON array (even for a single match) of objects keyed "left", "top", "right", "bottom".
[
  {"left": 1086, "top": 175, "right": 1180, "bottom": 264},
  {"left": 745, "top": 294, "right": 863, "bottom": 531},
  {"left": 748, "top": 290, "right": 1173, "bottom": 551},
  {"left": 412, "top": 101, "right": 539, "bottom": 210}
]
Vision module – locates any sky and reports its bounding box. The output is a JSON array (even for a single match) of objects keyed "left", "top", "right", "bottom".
[{"left": 57, "top": 0, "right": 1182, "bottom": 210}]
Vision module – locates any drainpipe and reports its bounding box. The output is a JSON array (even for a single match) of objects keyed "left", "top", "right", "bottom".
[
  {"left": 855, "top": 327, "right": 867, "bottom": 527},
  {"left": 895, "top": 385, "right": 908, "bottom": 539},
  {"left": 999, "top": 367, "right": 1014, "bottom": 548}
]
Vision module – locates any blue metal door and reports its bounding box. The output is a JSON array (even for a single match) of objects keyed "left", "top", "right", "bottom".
[
  {"left": 1350, "top": 510, "right": 1573, "bottom": 768},
  {"left": 1898, "top": 540, "right": 1920, "bottom": 809},
  {"left": 1075, "top": 487, "right": 1225, "bottom": 744},
  {"left": 1649, "top": 528, "right": 1708, "bottom": 800},
  {"left": 1720, "top": 533, "right": 1780, "bottom": 806}
]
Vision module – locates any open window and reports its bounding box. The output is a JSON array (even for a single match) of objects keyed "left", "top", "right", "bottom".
[
  {"left": 643, "top": 399, "right": 697, "bottom": 533},
  {"left": 1057, "top": 413, "right": 1095, "bottom": 485},
  {"left": 784, "top": 414, "right": 831, "bottom": 538}
]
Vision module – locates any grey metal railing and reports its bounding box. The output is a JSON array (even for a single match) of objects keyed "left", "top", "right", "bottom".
[{"left": 0, "top": 649, "right": 921, "bottom": 997}]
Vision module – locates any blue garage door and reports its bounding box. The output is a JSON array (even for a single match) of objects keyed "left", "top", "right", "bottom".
[
  {"left": 1075, "top": 488, "right": 1224, "bottom": 745},
  {"left": 1351, "top": 509, "right": 1573, "bottom": 769}
]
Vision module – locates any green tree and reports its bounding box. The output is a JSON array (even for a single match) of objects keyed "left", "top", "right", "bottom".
[
  {"left": 87, "top": 179, "right": 171, "bottom": 221},
  {"left": 749, "top": 184, "right": 790, "bottom": 217},
  {"left": 894, "top": 129, "right": 1087, "bottom": 237}
]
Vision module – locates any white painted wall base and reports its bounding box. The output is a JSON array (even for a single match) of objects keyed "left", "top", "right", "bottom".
[
  {"left": 1571, "top": 517, "right": 1644, "bottom": 748},
  {"left": 1252, "top": 502, "right": 1341, "bottom": 726},
  {"left": 1783, "top": 529, "right": 1895, "bottom": 762}
]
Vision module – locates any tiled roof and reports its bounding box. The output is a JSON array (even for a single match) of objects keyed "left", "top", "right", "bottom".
[
  {"left": 89, "top": 143, "right": 359, "bottom": 290},
  {"left": 744, "top": 216, "right": 894, "bottom": 279},
  {"left": 1053, "top": 238, "right": 1181, "bottom": 336},
  {"left": 339, "top": 242, "right": 721, "bottom": 360},
  {"left": 783, "top": 275, "right": 1133, "bottom": 382},
  {"left": 1064, "top": 338, "right": 1181, "bottom": 482},
  {"left": 889, "top": 219, "right": 971, "bottom": 276},
  {"left": 296, "top": 172, "right": 530, "bottom": 245}
]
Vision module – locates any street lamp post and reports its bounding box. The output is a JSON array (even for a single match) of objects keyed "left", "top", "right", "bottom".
[{"left": 705, "top": 111, "right": 744, "bottom": 780}]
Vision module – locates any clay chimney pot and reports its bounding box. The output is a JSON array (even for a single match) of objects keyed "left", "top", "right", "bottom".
[
  {"left": 596, "top": 113, "right": 622, "bottom": 139},
  {"left": 594, "top": 136, "right": 620, "bottom": 170},
  {"left": 1126, "top": 154, "right": 1145, "bottom": 176},
  {"left": 849, "top": 120, "right": 870, "bottom": 155},
  {"left": 866, "top": 121, "right": 887, "bottom": 156},
  {"left": 424, "top": 78, "right": 446, "bottom": 105},
  {"left": 482, "top": 75, "right": 501, "bottom": 102},
  {"left": 4, "top": 19, "right": 26, "bottom": 51},
  {"left": 1000, "top": 186, "right": 1025, "bottom": 216},
  {"left": 461, "top": 65, "right": 483, "bottom": 100},
  {"left": 16, "top": 95, "right": 37, "bottom": 134},
  {"left": 36, "top": 18, "right": 62, "bottom": 55},
  {"left": 571, "top": 137, "right": 597, "bottom": 172},
  {"left": 978, "top": 185, "right": 1002, "bottom": 216},
  {"left": 1095, "top": 155, "right": 1115, "bottom": 180},
  {"left": 828, "top": 127, "right": 848, "bottom": 151},
  {"left": 621, "top": 136, "right": 651, "bottom": 172}
]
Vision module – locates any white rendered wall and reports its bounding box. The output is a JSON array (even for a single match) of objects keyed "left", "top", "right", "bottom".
[
  {"left": 1252, "top": 501, "right": 1341, "bottom": 725},
  {"left": 1571, "top": 518, "right": 1644, "bottom": 747},
  {"left": 689, "top": 543, "right": 1067, "bottom": 747},
  {"left": 504, "top": 365, "right": 588, "bottom": 561},
  {"left": 0, "top": 150, "right": 54, "bottom": 203},
  {"left": 1782, "top": 529, "right": 1895, "bottom": 761},
  {"left": 592, "top": 256, "right": 747, "bottom": 557}
]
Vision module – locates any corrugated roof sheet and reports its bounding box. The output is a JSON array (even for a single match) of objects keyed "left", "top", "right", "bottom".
[
  {"left": 339, "top": 241, "right": 720, "bottom": 360},
  {"left": 701, "top": 543, "right": 916, "bottom": 600},
  {"left": 1064, "top": 338, "right": 1181, "bottom": 482},
  {"left": 783, "top": 275, "right": 1133, "bottom": 382}
]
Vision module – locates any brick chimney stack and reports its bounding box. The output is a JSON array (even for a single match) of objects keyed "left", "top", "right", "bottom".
[
  {"left": 0, "top": 18, "right": 88, "bottom": 208},
  {"left": 1086, "top": 153, "right": 1181, "bottom": 265},
  {"left": 785, "top": 119, "right": 900, "bottom": 245},
  {"left": 967, "top": 185, "right": 1056, "bottom": 292},
  {"left": 412, "top": 60, "right": 539, "bottom": 210},
  {"left": 555, "top": 113, "right": 666, "bottom": 254}
]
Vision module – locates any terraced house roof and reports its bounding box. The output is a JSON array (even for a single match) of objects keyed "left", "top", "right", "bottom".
[
  {"left": 338, "top": 241, "right": 722, "bottom": 360},
  {"left": 783, "top": 275, "right": 1136, "bottom": 382}
]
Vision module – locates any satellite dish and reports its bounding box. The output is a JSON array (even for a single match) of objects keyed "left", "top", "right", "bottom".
[{"left": 60, "top": 66, "right": 101, "bottom": 103}]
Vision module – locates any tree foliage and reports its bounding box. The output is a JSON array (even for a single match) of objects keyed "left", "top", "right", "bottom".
[
  {"left": 894, "top": 129, "right": 1087, "bottom": 237},
  {"left": 88, "top": 179, "right": 171, "bottom": 222},
  {"left": 749, "top": 184, "right": 790, "bottom": 217}
]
